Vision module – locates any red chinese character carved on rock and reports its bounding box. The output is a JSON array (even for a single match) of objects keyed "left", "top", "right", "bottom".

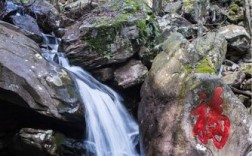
[{"left": 192, "top": 86, "right": 230, "bottom": 149}]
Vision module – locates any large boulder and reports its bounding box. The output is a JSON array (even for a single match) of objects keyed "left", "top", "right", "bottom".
[
  {"left": 28, "top": 0, "right": 60, "bottom": 32},
  {"left": 61, "top": 0, "right": 159, "bottom": 69},
  {"left": 139, "top": 32, "right": 252, "bottom": 155},
  {"left": 9, "top": 14, "right": 43, "bottom": 42},
  {"left": 0, "top": 23, "right": 85, "bottom": 137}
]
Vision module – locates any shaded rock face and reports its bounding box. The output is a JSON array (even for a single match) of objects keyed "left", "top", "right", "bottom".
[
  {"left": 61, "top": 0, "right": 159, "bottom": 70},
  {"left": 29, "top": 0, "right": 60, "bottom": 32},
  {"left": 218, "top": 25, "right": 251, "bottom": 61},
  {"left": 138, "top": 33, "right": 252, "bottom": 155},
  {"left": 10, "top": 128, "right": 85, "bottom": 156},
  {"left": 0, "top": 24, "right": 85, "bottom": 137}
]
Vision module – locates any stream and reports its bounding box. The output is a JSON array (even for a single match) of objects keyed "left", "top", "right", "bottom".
[{"left": 42, "top": 34, "right": 140, "bottom": 156}]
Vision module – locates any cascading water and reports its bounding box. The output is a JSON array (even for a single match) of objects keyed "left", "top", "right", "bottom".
[{"left": 41, "top": 34, "right": 139, "bottom": 156}]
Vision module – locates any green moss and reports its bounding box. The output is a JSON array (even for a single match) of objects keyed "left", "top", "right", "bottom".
[
  {"left": 183, "top": 0, "right": 194, "bottom": 13},
  {"left": 229, "top": 2, "right": 239, "bottom": 12},
  {"left": 85, "top": 26, "right": 117, "bottom": 59},
  {"left": 227, "top": 2, "right": 243, "bottom": 22},
  {"left": 84, "top": 0, "right": 159, "bottom": 60},
  {"left": 195, "top": 58, "right": 215, "bottom": 74}
]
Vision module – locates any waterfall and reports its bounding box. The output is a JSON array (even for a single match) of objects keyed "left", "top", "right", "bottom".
[{"left": 41, "top": 34, "right": 139, "bottom": 156}]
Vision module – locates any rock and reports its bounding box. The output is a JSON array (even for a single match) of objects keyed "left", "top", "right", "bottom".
[
  {"left": 114, "top": 60, "right": 148, "bottom": 88},
  {"left": 163, "top": 1, "right": 182, "bottom": 13},
  {"left": 63, "top": 0, "right": 90, "bottom": 11},
  {"left": 60, "top": 14, "right": 76, "bottom": 27},
  {"left": 221, "top": 71, "right": 240, "bottom": 85},
  {"left": 11, "top": 128, "right": 59, "bottom": 156},
  {"left": 9, "top": 14, "right": 43, "bottom": 42},
  {"left": 91, "top": 67, "right": 114, "bottom": 82},
  {"left": 29, "top": 0, "right": 60, "bottom": 32},
  {"left": 0, "top": 0, "right": 16, "bottom": 20},
  {"left": 0, "top": 20, "right": 42, "bottom": 43},
  {"left": 242, "top": 78, "right": 252, "bottom": 90},
  {"left": 241, "top": 63, "right": 252, "bottom": 78},
  {"left": 182, "top": 0, "right": 210, "bottom": 23},
  {"left": 226, "top": 1, "right": 244, "bottom": 23},
  {"left": 238, "top": 94, "right": 251, "bottom": 108},
  {"left": 138, "top": 33, "right": 252, "bottom": 155},
  {"left": 140, "top": 74, "right": 252, "bottom": 155},
  {"left": 157, "top": 13, "right": 198, "bottom": 39},
  {"left": 62, "top": 0, "right": 97, "bottom": 23},
  {"left": 0, "top": 24, "right": 85, "bottom": 136},
  {"left": 137, "top": 46, "right": 153, "bottom": 67},
  {"left": 11, "top": 128, "right": 85, "bottom": 156},
  {"left": 207, "top": 5, "right": 225, "bottom": 25},
  {"left": 0, "top": 1, "right": 6, "bottom": 19},
  {"left": 218, "top": 25, "right": 251, "bottom": 59},
  {"left": 61, "top": 0, "right": 159, "bottom": 69}
]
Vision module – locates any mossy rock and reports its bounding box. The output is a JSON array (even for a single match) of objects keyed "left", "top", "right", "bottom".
[
  {"left": 227, "top": 1, "right": 244, "bottom": 23},
  {"left": 63, "top": 0, "right": 160, "bottom": 69}
]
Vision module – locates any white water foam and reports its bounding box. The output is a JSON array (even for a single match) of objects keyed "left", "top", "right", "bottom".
[{"left": 42, "top": 34, "right": 139, "bottom": 156}]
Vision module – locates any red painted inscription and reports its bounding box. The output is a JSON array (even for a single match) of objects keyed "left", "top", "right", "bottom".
[{"left": 192, "top": 86, "right": 230, "bottom": 149}]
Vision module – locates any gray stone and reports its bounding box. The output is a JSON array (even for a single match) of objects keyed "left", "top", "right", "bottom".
[
  {"left": 9, "top": 14, "right": 43, "bottom": 42},
  {"left": 218, "top": 25, "right": 251, "bottom": 56},
  {"left": 157, "top": 13, "right": 198, "bottom": 39},
  {"left": 221, "top": 71, "right": 240, "bottom": 85},
  {"left": 0, "top": 24, "right": 85, "bottom": 134},
  {"left": 242, "top": 78, "right": 252, "bottom": 90},
  {"left": 92, "top": 67, "right": 114, "bottom": 82},
  {"left": 163, "top": 1, "right": 182, "bottom": 13},
  {"left": 63, "top": 0, "right": 90, "bottom": 11},
  {"left": 138, "top": 32, "right": 252, "bottom": 155},
  {"left": 61, "top": 0, "right": 159, "bottom": 69},
  {"left": 29, "top": 0, "right": 60, "bottom": 32},
  {"left": 114, "top": 60, "right": 148, "bottom": 88},
  {"left": 241, "top": 63, "right": 252, "bottom": 77}
]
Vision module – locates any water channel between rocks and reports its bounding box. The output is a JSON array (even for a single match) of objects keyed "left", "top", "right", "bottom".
[{"left": 42, "top": 34, "right": 140, "bottom": 156}]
